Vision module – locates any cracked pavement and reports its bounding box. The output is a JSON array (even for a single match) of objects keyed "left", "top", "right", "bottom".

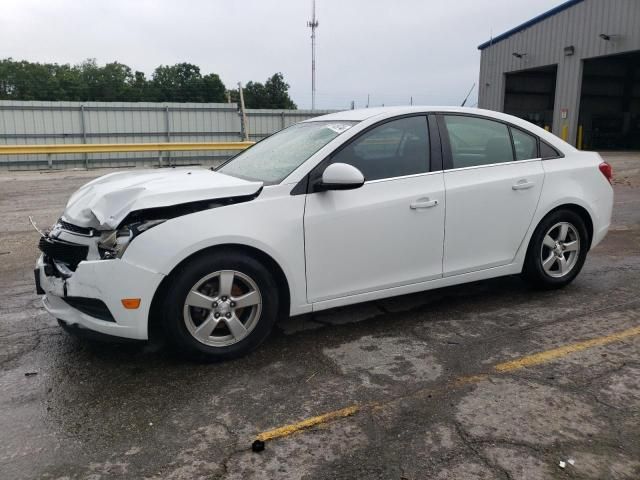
[{"left": 1, "top": 153, "right": 639, "bottom": 479}]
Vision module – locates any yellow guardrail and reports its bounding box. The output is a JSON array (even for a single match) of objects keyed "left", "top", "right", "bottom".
[{"left": 0, "top": 141, "right": 254, "bottom": 155}]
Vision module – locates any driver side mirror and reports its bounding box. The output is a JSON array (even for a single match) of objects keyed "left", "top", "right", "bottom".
[{"left": 316, "top": 163, "right": 365, "bottom": 192}]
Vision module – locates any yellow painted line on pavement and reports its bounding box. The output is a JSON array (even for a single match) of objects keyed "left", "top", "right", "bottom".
[
  {"left": 452, "top": 373, "right": 489, "bottom": 386},
  {"left": 254, "top": 325, "right": 640, "bottom": 444},
  {"left": 494, "top": 325, "right": 640, "bottom": 372},
  {"left": 255, "top": 405, "right": 361, "bottom": 442}
]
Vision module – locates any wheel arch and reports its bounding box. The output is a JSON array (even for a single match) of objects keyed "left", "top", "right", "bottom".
[
  {"left": 530, "top": 203, "right": 594, "bottom": 255},
  {"left": 547, "top": 203, "right": 593, "bottom": 248},
  {"left": 148, "top": 243, "right": 291, "bottom": 341}
]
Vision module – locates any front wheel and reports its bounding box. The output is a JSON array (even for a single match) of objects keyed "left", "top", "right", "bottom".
[
  {"left": 162, "top": 250, "right": 279, "bottom": 361},
  {"left": 522, "top": 209, "right": 589, "bottom": 289}
]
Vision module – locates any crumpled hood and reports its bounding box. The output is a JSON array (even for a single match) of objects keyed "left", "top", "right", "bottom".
[{"left": 62, "top": 168, "right": 263, "bottom": 230}]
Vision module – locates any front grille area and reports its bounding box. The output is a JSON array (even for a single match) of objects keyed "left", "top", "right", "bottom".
[
  {"left": 63, "top": 297, "right": 115, "bottom": 322},
  {"left": 58, "top": 219, "right": 94, "bottom": 236},
  {"left": 38, "top": 237, "right": 88, "bottom": 270}
]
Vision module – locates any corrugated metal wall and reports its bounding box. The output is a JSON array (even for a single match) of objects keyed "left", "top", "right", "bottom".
[
  {"left": 245, "top": 109, "right": 329, "bottom": 138},
  {"left": 0, "top": 101, "right": 335, "bottom": 170},
  {"left": 478, "top": 0, "right": 640, "bottom": 145}
]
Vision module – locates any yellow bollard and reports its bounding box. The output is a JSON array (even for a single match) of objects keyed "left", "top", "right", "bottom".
[
  {"left": 561, "top": 125, "right": 568, "bottom": 141},
  {"left": 577, "top": 125, "right": 583, "bottom": 150},
  {"left": 544, "top": 125, "right": 550, "bottom": 131}
]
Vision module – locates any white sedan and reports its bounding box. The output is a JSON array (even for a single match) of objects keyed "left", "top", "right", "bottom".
[{"left": 35, "top": 107, "right": 614, "bottom": 360}]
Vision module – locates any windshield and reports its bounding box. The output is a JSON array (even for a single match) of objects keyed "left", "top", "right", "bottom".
[{"left": 217, "top": 121, "right": 357, "bottom": 184}]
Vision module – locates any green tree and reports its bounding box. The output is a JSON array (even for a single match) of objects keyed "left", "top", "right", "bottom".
[
  {"left": 230, "top": 73, "right": 296, "bottom": 109},
  {"left": 52, "top": 63, "right": 83, "bottom": 100},
  {"left": 264, "top": 73, "right": 296, "bottom": 109},
  {"left": 79, "top": 60, "right": 134, "bottom": 101},
  {"left": 151, "top": 63, "right": 226, "bottom": 102},
  {"left": 201, "top": 73, "right": 226, "bottom": 102},
  {"left": 152, "top": 62, "right": 198, "bottom": 101},
  {"left": 129, "top": 70, "right": 151, "bottom": 101},
  {"left": 0, "top": 59, "right": 296, "bottom": 107},
  {"left": 78, "top": 59, "right": 101, "bottom": 100},
  {"left": 242, "top": 80, "right": 267, "bottom": 107},
  {"left": 0, "top": 59, "right": 60, "bottom": 100}
]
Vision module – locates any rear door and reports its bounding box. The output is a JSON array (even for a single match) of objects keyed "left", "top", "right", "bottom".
[{"left": 439, "top": 114, "right": 544, "bottom": 276}]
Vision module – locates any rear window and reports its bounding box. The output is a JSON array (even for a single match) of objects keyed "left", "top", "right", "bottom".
[
  {"left": 540, "top": 141, "right": 561, "bottom": 159},
  {"left": 443, "top": 115, "right": 514, "bottom": 168},
  {"left": 510, "top": 127, "right": 538, "bottom": 161}
]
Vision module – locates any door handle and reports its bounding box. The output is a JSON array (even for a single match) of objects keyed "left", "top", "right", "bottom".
[
  {"left": 512, "top": 180, "right": 535, "bottom": 190},
  {"left": 410, "top": 198, "right": 438, "bottom": 209}
]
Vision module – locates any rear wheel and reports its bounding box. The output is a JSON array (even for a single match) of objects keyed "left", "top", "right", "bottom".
[
  {"left": 162, "top": 250, "right": 279, "bottom": 360},
  {"left": 522, "top": 209, "right": 589, "bottom": 289}
]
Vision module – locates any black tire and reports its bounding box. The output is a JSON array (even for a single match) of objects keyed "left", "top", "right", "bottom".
[
  {"left": 162, "top": 250, "right": 279, "bottom": 361},
  {"left": 522, "top": 209, "right": 589, "bottom": 289}
]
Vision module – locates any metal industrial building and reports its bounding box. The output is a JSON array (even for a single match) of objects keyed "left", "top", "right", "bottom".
[{"left": 477, "top": 0, "right": 640, "bottom": 150}]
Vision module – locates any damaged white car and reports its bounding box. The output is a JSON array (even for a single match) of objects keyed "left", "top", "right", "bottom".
[{"left": 35, "top": 107, "right": 613, "bottom": 360}]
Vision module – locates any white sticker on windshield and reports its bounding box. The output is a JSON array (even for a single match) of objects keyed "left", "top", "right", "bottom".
[{"left": 325, "top": 123, "right": 353, "bottom": 134}]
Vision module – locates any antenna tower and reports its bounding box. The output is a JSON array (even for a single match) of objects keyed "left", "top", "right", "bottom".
[{"left": 307, "top": 0, "right": 319, "bottom": 110}]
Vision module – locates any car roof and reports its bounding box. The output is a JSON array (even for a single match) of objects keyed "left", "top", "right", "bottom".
[
  {"left": 304, "top": 106, "right": 503, "bottom": 122},
  {"left": 302, "top": 106, "right": 576, "bottom": 153},
  {"left": 303, "top": 107, "right": 405, "bottom": 122}
]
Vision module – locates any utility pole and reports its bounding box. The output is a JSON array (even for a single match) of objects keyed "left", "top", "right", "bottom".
[
  {"left": 238, "top": 82, "right": 249, "bottom": 141},
  {"left": 366, "top": 94, "right": 370, "bottom": 108},
  {"left": 307, "top": 0, "right": 319, "bottom": 110}
]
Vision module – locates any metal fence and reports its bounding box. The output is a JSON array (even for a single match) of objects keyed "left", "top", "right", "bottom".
[{"left": 0, "top": 101, "right": 335, "bottom": 170}]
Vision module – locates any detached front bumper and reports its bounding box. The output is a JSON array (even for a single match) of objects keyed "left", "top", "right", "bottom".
[{"left": 36, "top": 254, "right": 165, "bottom": 340}]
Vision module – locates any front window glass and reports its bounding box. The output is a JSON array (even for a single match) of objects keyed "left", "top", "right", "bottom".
[
  {"left": 218, "top": 121, "right": 357, "bottom": 184},
  {"left": 329, "top": 116, "right": 429, "bottom": 181}
]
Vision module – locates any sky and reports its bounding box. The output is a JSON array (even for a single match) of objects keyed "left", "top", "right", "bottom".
[{"left": 0, "top": 0, "right": 562, "bottom": 109}]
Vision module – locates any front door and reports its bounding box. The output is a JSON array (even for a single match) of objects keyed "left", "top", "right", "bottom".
[{"left": 304, "top": 116, "right": 445, "bottom": 303}]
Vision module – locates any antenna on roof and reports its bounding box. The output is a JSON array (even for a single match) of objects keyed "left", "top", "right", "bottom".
[{"left": 460, "top": 83, "right": 476, "bottom": 107}]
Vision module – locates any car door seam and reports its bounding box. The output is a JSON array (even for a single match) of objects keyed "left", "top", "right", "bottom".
[
  {"left": 511, "top": 162, "right": 547, "bottom": 262},
  {"left": 442, "top": 171, "right": 448, "bottom": 276},
  {"left": 302, "top": 191, "right": 311, "bottom": 309}
]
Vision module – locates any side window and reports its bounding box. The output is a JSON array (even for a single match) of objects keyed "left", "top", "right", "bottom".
[
  {"left": 330, "top": 116, "right": 429, "bottom": 181},
  {"left": 510, "top": 127, "right": 539, "bottom": 160},
  {"left": 443, "top": 115, "right": 514, "bottom": 168},
  {"left": 540, "top": 141, "right": 561, "bottom": 159}
]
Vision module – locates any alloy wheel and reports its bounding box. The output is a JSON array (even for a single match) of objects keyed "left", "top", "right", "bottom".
[
  {"left": 183, "top": 270, "right": 262, "bottom": 347},
  {"left": 540, "top": 222, "right": 581, "bottom": 278}
]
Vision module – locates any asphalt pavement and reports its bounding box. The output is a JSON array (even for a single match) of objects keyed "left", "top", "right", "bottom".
[{"left": 0, "top": 153, "right": 639, "bottom": 479}]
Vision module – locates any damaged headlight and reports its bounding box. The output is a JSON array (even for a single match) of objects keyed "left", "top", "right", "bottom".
[{"left": 98, "top": 219, "right": 166, "bottom": 259}]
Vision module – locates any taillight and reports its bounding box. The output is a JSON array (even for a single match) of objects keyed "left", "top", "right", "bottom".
[{"left": 599, "top": 162, "right": 613, "bottom": 184}]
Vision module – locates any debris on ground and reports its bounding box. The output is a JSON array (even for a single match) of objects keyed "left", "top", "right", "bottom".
[
  {"left": 559, "top": 458, "right": 576, "bottom": 469},
  {"left": 252, "top": 440, "right": 265, "bottom": 453}
]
